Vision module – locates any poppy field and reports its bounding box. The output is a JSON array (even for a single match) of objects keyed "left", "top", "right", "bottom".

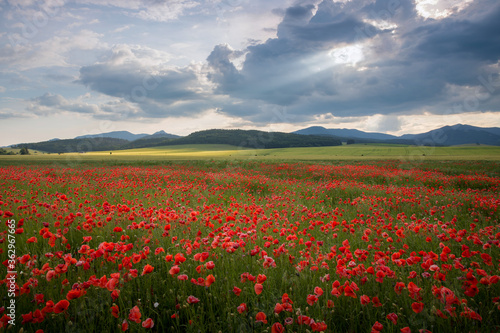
[{"left": 1, "top": 160, "right": 499, "bottom": 332}]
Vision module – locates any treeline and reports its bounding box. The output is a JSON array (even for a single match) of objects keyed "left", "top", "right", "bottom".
[
  {"left": 0, "top": 148, "right": 16, "bottom": 155},
  {"left": 15, "top": 129, "right": 343, "bottom": 153},
  {"left": 14, "top": 138, "right": 129, "bottom": 154},
  {"left": 162, "top": 129, "right": 342, "bottom": 148}
]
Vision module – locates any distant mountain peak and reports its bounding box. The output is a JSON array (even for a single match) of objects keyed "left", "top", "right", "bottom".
[
  {"left": 75, "top": 131, "right": 149, "bottom": 141},
  {"left": 294, "top": 123, "right": 500, "bottom": 146}
]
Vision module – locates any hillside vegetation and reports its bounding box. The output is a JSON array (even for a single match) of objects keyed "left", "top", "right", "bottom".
[{"left": 16, "top": 129, "right": 342, "bottom": 153}]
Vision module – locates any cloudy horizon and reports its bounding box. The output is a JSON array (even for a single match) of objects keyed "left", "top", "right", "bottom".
[{"left": 1, "top": 0, "right": 499, "bottom": 146}]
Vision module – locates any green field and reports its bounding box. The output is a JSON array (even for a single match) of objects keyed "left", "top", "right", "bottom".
[{"left": 1, "top": 144, "right": 499, "bottom": 166}]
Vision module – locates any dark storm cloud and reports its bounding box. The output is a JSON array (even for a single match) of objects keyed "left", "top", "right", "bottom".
[
  {"left": 206, "top": 0, "right": 500, "bottom": 122},
  {"left": 408, "top": 3, "right": 500, "bottom": 69},
  {"left": 78, "top": 64, "right": 199, "bottom": 103},
  {"left": 74, "top": 0, "right": 500, "bottom": 123}
]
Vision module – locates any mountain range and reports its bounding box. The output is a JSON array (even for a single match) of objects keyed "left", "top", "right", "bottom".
[
  {"left": 294, "top": 124, "right": 500, "bottom": 146},
  {"left": 75, "top": 130, "right": 180, "bottom": 141},
  {"left": 11, "top": 124, "right": 500, "bottom": 153}
]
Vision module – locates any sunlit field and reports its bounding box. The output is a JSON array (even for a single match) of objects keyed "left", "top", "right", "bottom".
[
  {"left": 1, "top": 144, "right": 500, "bottom": 166},
  {"left": 1, "top": 158, "right": 499, "bottom": 332}
]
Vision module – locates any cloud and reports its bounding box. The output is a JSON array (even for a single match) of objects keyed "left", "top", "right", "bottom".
[
  {"left": 57, "top": 0, "right": 500, "bottom": 126},
  {"left": 76, "top": 44, "right": 214, "bottom": 118},
  {"left": 0, "top": 108, "right": 32, "bottom": 119},
  {"left": 204, "top": 0, "right": 500, "bottom": 123},
  {"left": 27, "top": 93, "right": 98, "bottom": 116},
  {"left": 74, "top": 0, "right": 199, "bottom": 22},
  {"left": 0, "top": 86, "right": 5, "bottom": 93},
  {"left": 0, "top": 29, "right": 107, "bottom": 69}
]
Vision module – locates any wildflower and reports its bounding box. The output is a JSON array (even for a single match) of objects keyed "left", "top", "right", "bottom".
[
  {"left": 237, "top": 303, "right": 247, "bottom": 314},
  {"left": 142, "top": 318, "right": 154, "bottom": 328},
  {"left": 255, "top": 283, "right": 263, "bottom": 295},
  {"left": 412, "top": 302, "right": 424, "bottom": 313},
  {"left": 128, "top": 306, "right": 141, "bottom": 323},
  {"left": 111, "top": 305, "right": 119, "bottom": 318},
  {"left": 54, "top": 300, "right": 69, "bottom": 314},
  {"left": 187, "top": 296, "right": 200, "bottom": 304},
  {"left": 255, "top": 312, "right": 267, "bottom": 324}
]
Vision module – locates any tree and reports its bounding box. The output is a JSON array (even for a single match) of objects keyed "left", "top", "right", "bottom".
[{"left": 19, "top": 147, "right": 30, "bottom": 155}]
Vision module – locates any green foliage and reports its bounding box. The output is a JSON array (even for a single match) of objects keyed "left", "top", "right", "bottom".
[
  {"left": 16, "top": 137, "right": 129, "bottom": 153},
  {"left": 163, "top": 129, "right": 343, "bottom": 148},
  {"left": 12, "top": 129, "right": 342, "bottom": 153},
  {"left": 0, "top": 148, "right": 15, "bottom": 155}
]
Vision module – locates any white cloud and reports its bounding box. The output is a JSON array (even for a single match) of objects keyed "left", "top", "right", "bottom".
[
  {"left": 0, "top": 29, "right": 107, "bottom": 69},
  {"left": 6, "top": 0, "right": 37, "bottom": 7},
  {"left": 415, "top": 0, "right": 474, "bottom": 19},
  {"left": 0, "top": 86, "right": 5, "bottom": 93},
  {"left": 101, "top": 43, "right": 174, "bottom": 68},
  {"left": 0, "top": 107, "right": 33, "bottom": 119},
  {"left": 75, "top": 0, "right": 199, "bottom": 21},
  {"left": 112, "top": 25, "right": 132, "bottom": 33},
  {"left": 135, "top": 1, "right": 199, "bottom": 22}
]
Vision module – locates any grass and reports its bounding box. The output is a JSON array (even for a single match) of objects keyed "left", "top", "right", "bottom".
[{"left": 1, "top": 144, "right": 499, "bottom": 167}]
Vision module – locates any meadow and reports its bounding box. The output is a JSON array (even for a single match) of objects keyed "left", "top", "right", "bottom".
[
  {"left": 1, "top": 144, "right": 500, "bottom": 165},
  {"left": 0, "top": 145, "right": 499, "bottom": 332}
]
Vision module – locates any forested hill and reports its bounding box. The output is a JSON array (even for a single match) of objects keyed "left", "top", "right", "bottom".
[
  {"left": 14, "top": 138, "right": 129, "bottom": 154},
  {"left": 15, "top": 129, "right": 342, "bottom": 153},
  {"left": 162, "top": 129, "right": 342, "bottom": 149}
]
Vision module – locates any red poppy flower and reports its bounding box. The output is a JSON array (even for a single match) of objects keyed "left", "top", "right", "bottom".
[
  {"left": 360, "top": 295, "right": 370, "bottom": 305},
  {"left": 121, "top": 319, "right": 128, "bottom": 332},
  {"left": 237, "top": 303, "right": 247, "bottom": 314},
  {"left": 274, "top": 303, "right": 284, "bottom": 314},
  {"left": 187, "top": 296, "right": 200, "bottom": 304},
  {"left": 372, "top": 296, "right": 382, "bottom": 307},
  {"left": 27, "top": 236, "right": 38, "bottom": 243},
  {"left": 306, "top": 294, "right": 318, "bottom": 306},
  {"left": 205, "top": 274, "right": 215, "bottom": 287},
  {"left": 141, "top": 264, "right": 154, "bottom": 276},
  {"left": 54, "top": 300, "right": 69, "bottom": 314},
  {"left": 255, "top": 312, "right": 267, "bottom": 324},
  {"left": 169, "top": 265, "right": 180, "bottom": 276},
  {"left": 254, "top": 283, "right": 263, "bottom": 295},
  {"left": 271, "top": 322, "right": 284, "bottom": 333},
  {"left": 282, "top": 293, "right": 293, "bottom": 304},
  {"left": 128, "top": 306, "right": 141, "bottom": 323},
  {"left": 66, "top": 289, "right": 85, "bottom": 300},
  {"left": 344, "top": 285, "right": 357, "bottom": 298},
  {"left": 412, "top": 302, "right": 424, "bottom": 313},
  {"left": 174, "top": 253, "right": 186, "bottom": 265},
  {"left": 142, "top": 318, "right": 154, "bottom": 328},
  {"left": 372, "top": 321, "right": 383, "bottom": 332},
  {"left": 111, "top": 305, "right": 119, "bottom": 318},
  {"left": 387, "top": 312, "right": 398, "bottom": 325},
  {"left": 311, "top": 321, "right": 327, "bottom": 332}
]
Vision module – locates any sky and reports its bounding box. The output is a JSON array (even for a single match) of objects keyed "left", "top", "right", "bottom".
[{"left": 1, "top": 0, "right": 499, "bottom": 146}]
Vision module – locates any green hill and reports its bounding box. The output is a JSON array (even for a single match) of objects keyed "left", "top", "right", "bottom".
[
  {"left": 162, "top": 129, "right": 342, "bottom": 148},
  {"left": 14, "top": 137, "right": 129, "bottom": 154},
  {"left": 17, "top": 129, "right": 342, "bottom": 153}
]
